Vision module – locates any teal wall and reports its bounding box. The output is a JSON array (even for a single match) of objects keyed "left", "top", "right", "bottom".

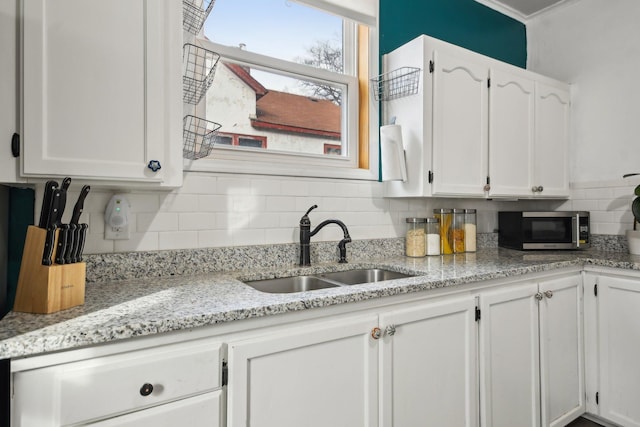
[{"left": 379, "top": 0, "right": 527, "bottom": 68}]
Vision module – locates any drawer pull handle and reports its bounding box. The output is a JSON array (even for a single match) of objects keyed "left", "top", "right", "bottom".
[{"left": 140, "top": 383, "right": 154, "bottom": 396}]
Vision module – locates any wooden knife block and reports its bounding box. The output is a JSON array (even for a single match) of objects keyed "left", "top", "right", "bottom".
[{"left": 14, "top": 225, "right": 86, "bottom": 314}]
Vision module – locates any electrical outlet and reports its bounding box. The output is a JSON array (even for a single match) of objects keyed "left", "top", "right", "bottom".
[{"left": 105, "top": 224, "right": 130, "bottom": 240}]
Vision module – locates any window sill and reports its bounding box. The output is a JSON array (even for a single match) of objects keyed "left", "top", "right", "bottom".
[{"left": 183, "top": 158, "right": 379, "bottom": 181}]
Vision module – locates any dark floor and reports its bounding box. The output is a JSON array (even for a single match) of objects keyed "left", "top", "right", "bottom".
[{"left": 566, "top": 416, "right": 605, "bottom": 427}]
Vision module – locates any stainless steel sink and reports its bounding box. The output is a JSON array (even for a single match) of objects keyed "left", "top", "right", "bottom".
[
  {"left": 244, "top": 268, "right": 413, "bottom": 293},
  {"left": 243, "top": 275, "right": 340, "bottom": 293},
  {"left": 318, "top": 268, "right": 412, "bottom": 285}
]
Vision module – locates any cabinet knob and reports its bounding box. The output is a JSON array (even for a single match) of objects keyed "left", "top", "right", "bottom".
[
  {"left": 139, "top": 383, "right": 154, "bottom": 396},
  {"left": 371, "top": 327, "right": 382, "bottom": 340},
  {"left": 537, "top": 186, "right": 544, "bottom": 192},
  {"left": 532, "top": 186, "right": 539, "bottom": 193},
  {"left": 483, "top": 184, "right": 491, "bottom": 192},
  {"left": 147, "top": 160, "right": 162, "bottom": 172},
  {"left": 384, "top": 324, "right": 397, "bottom": 336},
  {"left": 544, "top": 290, "right": 553, "bottom": 299},
  {"left": 535, "top": 292, "right": 544, "bottom": 301}
]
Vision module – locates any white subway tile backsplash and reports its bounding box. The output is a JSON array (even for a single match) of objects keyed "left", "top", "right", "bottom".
[
  {"left": 158, "top": 231, "right": 198, "bottom": 250},
  {"left": 265, "top": 196, "right": 297, "bottom": 212},
  {"left": 308, "top": 180, "right": 337, "bottom": 197},
  {"left": 249, "top": 212, "right": 281, "bottom": 229},
  {"left": 114, "top": 232, "right": 159, "bottom": 252},
  {"left": 265, "top": 228, "right": 297, "bottom": 244},
  {"left": 281, "top": 180, "right": 309, "bottom": 196},
  {"left": 217, "top": 177, "right": 252, "bottom": 195},
  {"left": 160, "top": 194, "right": 199, "bottom": 212},
  {"left": 198, "top": 194, "right": 231, "bottom": 212},
  {"left": 198, "top": 230, "right": 233, "bottom": 248},
  {"left": 251, "top": 179, "right": 282, "bottom": 195},
  {"left": 88, "top": 212, "right": 105, "bottom": 235},
  {"left": 232, "top": 228, "right": 266, "bottom": 246},
  {"left": 137, "top": 213, "right": 178, "bottom": 232},
  {"left": 179, "top": 213, "right": 216, "bottom": 231},
  {"left": 180, "top": 173, "right": 217, "bottom": 194},
  {"left": 128, "top": 194, "right": 160, "bottom": 213},
  {"left": 215, "top": 212, "right": 251, "bottom": 230},
  {"left": 84, "top": 234, "right": 115, "bottom": 254},
  {"left": 233, "top": 195, "right": 266, "bottom": 213}
]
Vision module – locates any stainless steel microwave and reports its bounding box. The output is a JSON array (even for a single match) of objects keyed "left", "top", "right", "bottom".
[{"left": 498, "top": 211, "right": 590, "bottom": 250}]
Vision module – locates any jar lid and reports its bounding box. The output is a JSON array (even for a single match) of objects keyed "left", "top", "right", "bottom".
[
  {"left": 426, "top": 217, "right": 439, "bottom": 223},
  {"left": 464, "top": 209, "right": 477, "bottom": 213},
  {"left": 452, "top": 208, "right": 465, "bottom": 213},
  {"left": 433, "top": 208, "right": 452, "bottom": 214},
  {"left": 406, "top": 217, "right": 427, "bottom": 223}
]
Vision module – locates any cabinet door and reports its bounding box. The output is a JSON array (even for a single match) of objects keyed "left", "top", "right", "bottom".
[
  {"left": 539, "top": 275, "right": 585, "bottom": 427},
  {"left": 0, "top": 0, "right": 20, "bottom": 183},
  {"left": 227, "top": 314, "right": 378, "bottom": 427},
  {"left": 432, "top": 49, "right": 489, "bottom": 197},
  {"left": 379, "top": 296, "right": 478, "bottom": 427},
  {"left": 22, "top": 0, "right": 181, "bottom": 185},
  {"left": 597, "top": 275, "right": 640, "bottom": 427},
  {"left": 88, "top": 391, "right": 223, "bottom": 427},
  {"left": 480, "top": 282, "right": 540, "bottom": 427},
  {"left": 488, "top": 68, "right": 535, "bottom": 197},
  {"left": 533, "top": 82, "right": 570, "bottom": 197}
]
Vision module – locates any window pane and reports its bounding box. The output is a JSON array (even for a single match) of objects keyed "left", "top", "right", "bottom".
[
  {"left": 206, "top": 62, "right": 345, "bottom": 157},
  {"left": 215, "top": 135, "right": 233, "bottom": 145},
  {"left": 203, "top": 0, "right": 344, "bottom": 73}
]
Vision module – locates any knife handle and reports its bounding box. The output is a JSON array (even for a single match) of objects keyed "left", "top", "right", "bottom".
[
  {"left": 55, "top": 225, "right": 69, "bottom": 265},
  {"left": 42, "top": 227, "right": 56, "bottom": 266},
  {"left": 64, "top": 223, "right": 76, "bottom": 264},
  {"left": 76, "top": 224, "right": 88, "bottom": 263}
]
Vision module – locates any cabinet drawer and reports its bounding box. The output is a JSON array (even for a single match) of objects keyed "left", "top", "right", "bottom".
[
  {"left": 13, "top": 339, "right": 223, "bottom": 426},
  {"left": 86, "top": 390, "right": 223, "bottom": 427}
]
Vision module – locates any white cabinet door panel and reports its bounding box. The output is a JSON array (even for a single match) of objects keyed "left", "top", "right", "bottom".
[
  {"left": 432, "top": 49, "right": 488, "bottom": 197},
  {"left": 0, "top": 0, "right": 20, "bottom": 183},
  {"left": 539, "top": 275, "right": 585, "bottom": 427},
  {"left": 597, "top": 276, "right": 640, "bottom": 427},
  {"left": 480, "top": 282, "right": 540, "bottom": 427},
  {"left": 533, "top": 82, "right": 570, "bottom": 197},
  {"left": 488, "top": 68, "right": 534, "bottom": 197},
  {"left": 227, "top": 315, "right": 378, "bottom": 427},
  {"left": 22, "top": 0, "right": 181, "bottom": 184},
  {"left": 379, "top": 296, "right": 478, "bottom": 427}
]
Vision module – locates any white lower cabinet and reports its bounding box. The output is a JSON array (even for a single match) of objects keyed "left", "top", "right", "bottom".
[
  {"left": 227, "top": 295, "right": 479, "bottom": 427},
  {"left": 11, "top": 338, "right": 225, "bottom": 426},
  {"left": 379, "top": 295, "right": 478, "bottom": 427},
  {"left": 590, "top": 273, "right": 640, "bottom": 427},
  {"left": 479, "top": 274, "right": 584, "bottom": 427},
  {"left": 226, "top": 314, "right": 379, "bottom": 427}
]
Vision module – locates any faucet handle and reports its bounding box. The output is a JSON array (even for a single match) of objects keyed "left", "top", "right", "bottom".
[{"left": 300, "top": 205, "right": 318, "bottom": 225}]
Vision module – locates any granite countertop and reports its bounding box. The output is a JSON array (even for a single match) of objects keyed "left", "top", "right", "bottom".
[{"left": 1, "top": 248, "right": 639, "bottom": 360}]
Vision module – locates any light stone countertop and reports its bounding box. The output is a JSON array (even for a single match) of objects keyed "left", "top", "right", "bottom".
[{"left": 1, "top": 248, "right": 639, "bottom": 359}]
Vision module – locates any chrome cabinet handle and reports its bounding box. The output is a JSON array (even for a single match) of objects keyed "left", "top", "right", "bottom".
[
  {"left": 535, "top": 292, "right": 544, "bottom": 301},
  {"left": 371, "top": 327, "right": 382, "bottom": 340},
  {"left": 544, "top": 290, "right": 553, "bottom": 299},
  {"left": 385, "top": 325, "right": 397, "bottom": 336}
]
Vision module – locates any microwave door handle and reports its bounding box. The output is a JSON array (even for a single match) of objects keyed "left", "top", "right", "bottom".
[{"left": 573, "top": 214, "right": 579, "bottom": 248}]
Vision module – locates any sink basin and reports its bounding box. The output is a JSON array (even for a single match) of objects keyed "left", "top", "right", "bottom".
[
  {"left": 244, "top": 275, "right": 340, "bottom": 293},
  {"left": 318, "top": 268, "right": 412, "bottom": 285}
]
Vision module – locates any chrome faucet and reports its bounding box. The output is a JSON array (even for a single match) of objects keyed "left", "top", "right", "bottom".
[{"left": 299, "top": 205, "right": 351, "bottom": 267}]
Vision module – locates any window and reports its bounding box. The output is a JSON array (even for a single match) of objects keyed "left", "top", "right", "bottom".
[{"left": 184, "top": 0, "right": 379, "bottom": 180}]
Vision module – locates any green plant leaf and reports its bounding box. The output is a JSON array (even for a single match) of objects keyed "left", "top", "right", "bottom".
[{"left": 635, "top": 185, "right": 640, "bottom": 197}]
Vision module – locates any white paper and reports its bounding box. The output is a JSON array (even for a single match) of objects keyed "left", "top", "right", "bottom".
[{"left": 380, "top": 124, "right": 408, "bottom": 182}]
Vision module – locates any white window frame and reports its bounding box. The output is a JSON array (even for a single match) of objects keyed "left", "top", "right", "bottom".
[{"left": 183, "top": 0, "right": 379, "bottom": 181}]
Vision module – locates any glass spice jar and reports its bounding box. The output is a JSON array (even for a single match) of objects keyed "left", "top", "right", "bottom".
[
  {"left": 464, "top": 209, "right": 477, "bottom": 252},
  {"left": 433, "top": 209, "right": 453, "bottom": 254},
  {"left": 451, "top": 209, "right": 466, "bottom": 253},
  {"left": 405, "top": 217, "right": 427, "bottom": 257},
  {"left": 425, "top": 217, "right": 441, "bottom": 256}
]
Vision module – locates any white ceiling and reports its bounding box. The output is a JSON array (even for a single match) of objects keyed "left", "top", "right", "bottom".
[{"left": 474, "top": 0, "right": 578, "bottom": 22}]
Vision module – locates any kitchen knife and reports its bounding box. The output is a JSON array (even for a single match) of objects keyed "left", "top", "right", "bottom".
[
  {"left": 52, "top": 178, "right": 72, "bottom": 264},
  {"left": 38, "top": 180, "right": 59, "bottom": 229},
  {"left": 42, "top": 189, "right": 63, "bottom": 266},
  {"left": 66, "top": 185, "right": 90, "bottom": 263},
  {"left": 55, "top": 177, "right": 72, "bottom": 226},
  {"left": 55, "top": 224, "right": 70, "bottom": 265},
  {"left": 74, "top": 223, "right": 88, "bottom": 263}
]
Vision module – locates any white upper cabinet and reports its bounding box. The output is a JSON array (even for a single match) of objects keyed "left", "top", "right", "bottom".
[
  {"left": 533, "top": 81, "right": 570, "bottom": 198},
  {"left": 383, "top": 35, "right": 570, "bottom": 199},
  {"left": 488, "top": 67, "right": 535, "bottom": 197},
  {"left": 0, "top": 0, "right": 21, "bottom": 184},
  {"left": 21, "top": 0, "right": 182, "bottom": 187},
  {"left": 432, "top": 49, "right": 489, "bottom": 197}
]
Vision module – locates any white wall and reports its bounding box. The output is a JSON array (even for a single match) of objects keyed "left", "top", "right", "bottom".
[{"left": 527, "top": 0, "right": 640, "bottom": 184}]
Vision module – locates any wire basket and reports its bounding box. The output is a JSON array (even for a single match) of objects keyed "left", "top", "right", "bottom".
[
  {"left": 183, "top": 115, "right": 221, "bottom": 160},
  {"left": 183, "top": 0, "right": 216, "bottom": 35},
  {"left": 370, "top": 67, "right": 421, "bottom": 101},
  {"left": 183, "top": 43, "right": 220, "bottom": 105}
]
